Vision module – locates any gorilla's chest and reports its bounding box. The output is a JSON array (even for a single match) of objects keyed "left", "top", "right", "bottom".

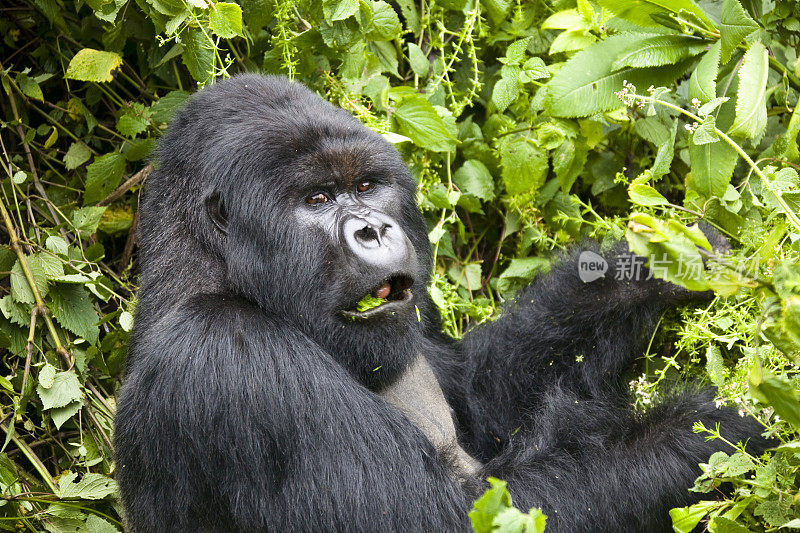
[{"left": 379, "top": 356, "right": 482, "bottom": 478}]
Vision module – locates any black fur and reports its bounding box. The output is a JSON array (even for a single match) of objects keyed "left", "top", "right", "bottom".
[{"left": 115, "top": 75, "right": 766, "bottom": 532}]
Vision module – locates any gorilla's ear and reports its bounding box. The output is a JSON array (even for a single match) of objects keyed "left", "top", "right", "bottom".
[{"left": 205, "top": 192, "right": 228, "bottom": 235}]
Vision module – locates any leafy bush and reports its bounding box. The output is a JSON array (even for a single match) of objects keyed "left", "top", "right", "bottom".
[{"left": 0, "top": 0, "right": 798, "bottom": 530}]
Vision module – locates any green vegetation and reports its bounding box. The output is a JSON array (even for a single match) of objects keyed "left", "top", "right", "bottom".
[{"left": 1, "top": 0, "right": 799, "bottom": 530}]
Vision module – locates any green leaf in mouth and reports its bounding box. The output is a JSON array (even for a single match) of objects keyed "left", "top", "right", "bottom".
[{"left": 355, "top": 294, "right": 386, "bottom": 312}]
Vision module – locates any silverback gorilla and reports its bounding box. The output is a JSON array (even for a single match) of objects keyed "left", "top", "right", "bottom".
[{"left": 115, "top": 75, "right": 766, "bottom": 532}]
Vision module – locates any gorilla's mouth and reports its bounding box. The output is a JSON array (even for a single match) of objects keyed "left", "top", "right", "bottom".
[{"left": 342, "top": 274, "right": 414, "bottom": 319}]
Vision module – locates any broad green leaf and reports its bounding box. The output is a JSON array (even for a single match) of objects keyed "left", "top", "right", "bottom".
[
  {"left": 629, "top": 183, "right": 669, "bottom": 206},
  {"left": 49, "top": 284, "right": 100, "bottom": 344},
  {"left": 728, "top": 41, "right": 768, "bottom": 139},
  {"left": 521, "top": 57, "right": 549, "bottom": 81},
  {"left": 366, "top": 1, "right": 401, "bottom": 41},
  {"left": 749, "top": 372, "right": 800, "bottom": 429},
  {"left": 719, "top": 0, "right": 759, "bottom": 62},
  {"left": 10, "top": 256, "right": 48, "bottom": 304},
  {"left": 57, "top": 472, "right": 118, "bottom": 500},
  {"left": 552, "top": 139, "right": 587, "bottom": 192},
  {"left": 498, "top": 136, "right": 548, "bottom": 195},
  {"left": 50, "top": 401, "right": 83, "bottom": 430},
  {"left": 116, "top": 102, "right": 151, "bottom": 138},
  {"left": 64, "top": 49, "right": 123, "bottom": 83},
  {"left": 481, "top": 0, "right": 512, "bottom": 25},
  {"left": 72, "top": 206, "right": 108, "bottom": 236},
  {"left": 43, "top": 238, "right": 67, "bottom": 263},
  {"left": 146, "top": 0, "right": 186, "bottom": 16},
  {"left": 504, "top": 37, "right": 532, "bottom": 65},
  {"left": 84, "top": 152, "right": 126, "bottom": 205},
  {"left": 392, "top": 96, "right": 456, "bottom": 152},
  {"left": 17, "top": 73, "right": 43, "bottom": 101},
  {"left": 688, "top": 41, "right": 721, "bottom": 104},
  {"left": 63, "top": 142, "right": 92, "bottom": 170},
  {"left": 407, "top": 43, "right": 429, "bottom": 77},
  {"left": 708, "top": 516, "right": 750, "bottom": 533},
  {"left": 39, "top": 363, "right": 57, "bottom": 389},
  {"left": 150, "top": 90, "right": 191, "bottom": 122},
  {"left": 611, "top": 35, "right": 707, "bottom": 70},
  {"left": 180, "top": 28, "right": 214, "bottom": 83},
  {"left": 706, "top": 345, "right": 726, "bottom": 387},
  {"left": 84, "top": 515, "right": 121, "bottom": 533},
  {"left": 470, "top": 477, "right": 513, "bottom": 533},
  {"left": 119, "top": 310, "right": 134, "bottom": 332},
  {"left": 546, "top": 34, "right": 691, "bottom": 118},
  {"left": 548, "top": 30, "right": 596, "bottom": 55},
  {"left": 492, "top": 66, "right": 521, "bottom": 113},
  {"left": 36, "top": 371, "right": 82, "bottom": 410},
  {"left": 323, "top": 0, "right": 358, "bottom": 21},
  {"left": 688, "top": 136, "right": 738, "bottom": 197},
  {"left": 596, "top": 0, "right": 715, "bottom": 31},
  {"left": 541, "top": 9, "right": 588, "bottom": 31},
  {"left": 693, "top": 116, "right": 720, "bottom": 145},
  {"left": 208, "top": 2, "right": 243, "bottom": 38},
  {"left": 453, "top": 160, "right": 495, "bottom": 201}
]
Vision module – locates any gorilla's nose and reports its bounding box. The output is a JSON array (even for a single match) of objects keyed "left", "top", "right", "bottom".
[{"left": 342, "top": 213, "right": 412, "bottom": 269}]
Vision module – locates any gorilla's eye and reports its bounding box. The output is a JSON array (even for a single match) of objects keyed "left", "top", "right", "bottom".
[
  {"left": 356, "top": 180, "right": 374, "bottom": 193},
  {"left": 306, "top": 193, "right": 329, "bottom": 205}
]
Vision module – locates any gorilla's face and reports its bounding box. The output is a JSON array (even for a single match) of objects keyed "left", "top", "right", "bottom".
[
  {"left": 291, "top": 148, "right": 420, "bottom": 322},
  {"left": 182, "top": 79, "right": 432, "bottom": 388}
]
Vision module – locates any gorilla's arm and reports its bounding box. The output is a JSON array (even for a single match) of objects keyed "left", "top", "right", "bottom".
[
  {"left": 451, "top": 244, "right": 704, "bottom": 452},
  {"left": 115, "top": 295, "right": 470, "bottom": 532}
]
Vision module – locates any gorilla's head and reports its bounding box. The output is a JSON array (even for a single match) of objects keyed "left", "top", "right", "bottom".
[{"left": 141, "top": 75, "right": 435, "bottom": 389}]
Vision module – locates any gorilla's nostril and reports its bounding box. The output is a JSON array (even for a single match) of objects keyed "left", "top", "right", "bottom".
[{"left": 355, "top": 226, "right": 380, "bottom": 243}]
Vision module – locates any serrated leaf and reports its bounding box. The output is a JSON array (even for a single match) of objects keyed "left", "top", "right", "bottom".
[
  {"left": 84, "top": 153, "right": 125, "bottom": 205},
  {"left": 57, "top": 472, "right": 118, "bottom": 500},
  {"left": 50, "top": 400, "right": 83, "bottom": 430},
  {"left": 749, "top": 373, "right": 800, "bottom": 429},
  {"left": 492, "top": 67, "right": 520, "bottom": 113},
  {"left": 36, "top": 371, "right": 82, "bottom": 410},
  {"left": 504, "top": 37, "right": 532, "bottom": 65},
  {"left": 693, "top": 116, "right": 720, "bottom": 145},
  {"left": 698, "top": 96, "right": 728, "bottom": 117},
  {"left": 39, "top": 363, "right": 57, "bottom": 389},
  {"left": 453, "top": 160, "right": 495, "bottom": 201},
  {"left": 180, "top": 28, "right": 214, "bottom": 83},
  {"left": 46, "top": 236, "right": 69, "bottom": 256},
  {"left": 10, "top": 256, "right": 47, "bottom": 304},
  {"left": 688, "top": 41, "right": 721, "bottom": 104},
  {"left": 208, "top": 2, "right": 243, "bottom": 38},
  {"left": 596, "top": 0, "right": 715, "bottom": 30},
  {"left": 611, "top": 35, "right": 707, "bottom": 70},
  {"left": 72, "top": 206, "right": 107, "bottom": 236},
  {"left": 546, "top": 34, "right": 691, "bottom": 118},
  {"left": 367, "top": 1, "right": 401, "bottom": 41},
  {"left": 63, "top": 142, "right": 92, "bottom": 170},
  {"left": 728, "top": 41, "right": 768, "bottom": 139},
  {"left": 150, "top": 90, "right": 191, "bottom": 122},
  {"left": 17, "top": 73, "right": 43, "bottom": 101},
  {"left": 521, "top": 57, "right": 549, "bottom": 80},
  {"left": 498, "top": 136, "right": 548, "bottom": 196},
  {"left": 116, "top": 102, "right": 151, "bottom": 138},
  {"left": 719, "top": 0, "right": 759, "bottom": 62},
  {"left": 0, "top": 295, "right": 30, "bottom": 327},
  {"left": 323, "top": 0, "right": 357, "bottom": 21},
  {"left": 688, "top": 136, "right": 738, "bottom": 197},
  {"left": 49, "top": 284, "right": 99, "bottom": 344},
  {"left": 706, "top": 345, "right": 725, "bottom": 387},
  {"left": 392, "top": 96, "right": 456, "bottom": 152},
  {"left": 629, "top": 183, "right": 669, "bottom": 206},
  {"left": 85, "top": 515, "right": 121, "bottom": 533},
  {"left": 64, "top": 49, "right": 123, "bottom": 83},
  {"left": 408, "top": 43, "right": 429, "bottom": 77}
]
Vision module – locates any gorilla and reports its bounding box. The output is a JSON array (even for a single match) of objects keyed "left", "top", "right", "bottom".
[{"left": 115, "top": 75, "right": 765, "bottom": 532}]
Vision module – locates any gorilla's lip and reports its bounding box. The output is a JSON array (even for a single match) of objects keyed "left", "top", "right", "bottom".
[{"left": 341, "top": 274, "right": 415, "bottom": 320}]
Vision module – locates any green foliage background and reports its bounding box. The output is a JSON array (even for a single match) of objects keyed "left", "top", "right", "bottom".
[{"left": 1, "top": 0, "right": 800, "bottom": 530}]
